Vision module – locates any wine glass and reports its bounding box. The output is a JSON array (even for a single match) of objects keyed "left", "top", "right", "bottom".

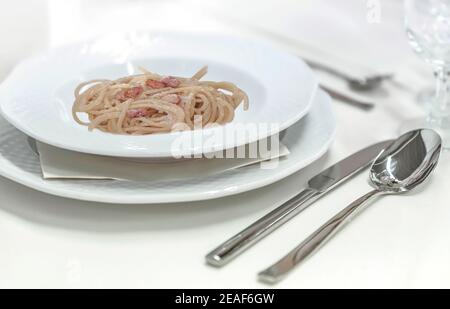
[{"left": 404, "top": 0, "right": 450, "bottom": 148}]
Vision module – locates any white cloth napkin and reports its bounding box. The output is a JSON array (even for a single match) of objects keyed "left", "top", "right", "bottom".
[
  {"left": 197, "top": 0, "right": 432, "bottom": 104},
  {"left": 36, "top": 142, "right": 290, "bottom": 182}
]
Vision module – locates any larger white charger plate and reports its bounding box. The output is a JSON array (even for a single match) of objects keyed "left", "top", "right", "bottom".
[
  {"left": 0, "top": 89, "right": 335, "bottom": 204},
  {"left": 0, "top": 32, "right": 318, "bottom": 158}
]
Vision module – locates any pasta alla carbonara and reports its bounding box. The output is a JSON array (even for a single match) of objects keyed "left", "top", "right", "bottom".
[{"left": 72, "top": 66, "right": 249, "bottom": 135}]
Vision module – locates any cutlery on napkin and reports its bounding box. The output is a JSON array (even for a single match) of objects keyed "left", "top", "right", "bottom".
[
  {"left": 36, "top": 141, "right": 290, "bottom": 182},
  {"left": 206, "top": 9, "right": 393, "bottom": 79}
]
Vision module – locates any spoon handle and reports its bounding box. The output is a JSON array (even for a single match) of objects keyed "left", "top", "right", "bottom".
[{"left": 258, "top": 189, "right": 381, "bottom": 284}]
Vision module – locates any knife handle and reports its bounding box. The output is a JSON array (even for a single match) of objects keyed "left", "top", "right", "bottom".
[
  {"left": 258, "top": 189, "right": 380, "bottom": 284},
  {"left": 205, "top": 188, "right": 320, "bottom": 267}
]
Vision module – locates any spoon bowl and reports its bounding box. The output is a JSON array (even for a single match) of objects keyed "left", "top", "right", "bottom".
[{"left": 370, "top": 129, "right": 441, "bottom": 193}]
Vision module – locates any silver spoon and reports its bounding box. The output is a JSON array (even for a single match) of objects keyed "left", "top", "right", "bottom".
[{"left": 258, "top": 128, "right": 442, "bottom": 284}]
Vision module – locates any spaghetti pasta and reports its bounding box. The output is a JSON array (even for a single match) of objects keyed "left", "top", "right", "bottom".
[{"left": 72, "top": 66, "right": 249, "bottom": 135}]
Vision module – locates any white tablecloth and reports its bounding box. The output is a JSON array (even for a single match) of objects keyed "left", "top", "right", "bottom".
[{"left": 1, "top": 0, "right": 449, "bottom": 288}]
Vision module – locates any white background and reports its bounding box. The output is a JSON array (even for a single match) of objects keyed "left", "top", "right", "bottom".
[{"left": 1, "top": 0, "right": 450, "bottom": 288}]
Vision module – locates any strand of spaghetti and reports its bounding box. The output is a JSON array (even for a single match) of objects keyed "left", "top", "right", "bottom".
[
  {"left": 88, "top": 112, "right": 121, "bottom": 131},
  {"left": 183, "top": 94, "right": 195, "bottom": 128},
  {"left": 117, "top": 100, "right": 132, "bottom": 133},
  {"left": 191, "top": 66, "right": 208, "bottom": 80}
]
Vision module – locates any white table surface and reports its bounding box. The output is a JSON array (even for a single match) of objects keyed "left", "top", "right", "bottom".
[{"left": 1, "top": 0, "right": 450, "bottom": 288}]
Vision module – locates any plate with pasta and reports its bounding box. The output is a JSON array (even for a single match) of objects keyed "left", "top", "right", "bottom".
[{"left": 0, "top": 32, "right": 318, "bottom": 158}]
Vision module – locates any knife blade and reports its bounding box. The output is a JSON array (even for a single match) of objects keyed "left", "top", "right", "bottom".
[{"left": 205, "top": 140, "right": 393, "bottom": 267}]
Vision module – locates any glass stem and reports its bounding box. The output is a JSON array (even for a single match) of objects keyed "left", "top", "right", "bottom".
[{"left": 431, "top": 67, "right": 450, "bottom": 128}]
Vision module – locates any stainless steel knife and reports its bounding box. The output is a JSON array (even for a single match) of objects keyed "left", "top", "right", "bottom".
[{"left": 205, "top": 140, "right": 393, "bottom": 267}]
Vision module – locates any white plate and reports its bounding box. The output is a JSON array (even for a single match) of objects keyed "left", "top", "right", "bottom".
[
  {"left": 0, "top": 89, "right": 335, "bottom": 204},
  {"left": 0, "top": 32, "right": 318, "bottom": 158}
]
